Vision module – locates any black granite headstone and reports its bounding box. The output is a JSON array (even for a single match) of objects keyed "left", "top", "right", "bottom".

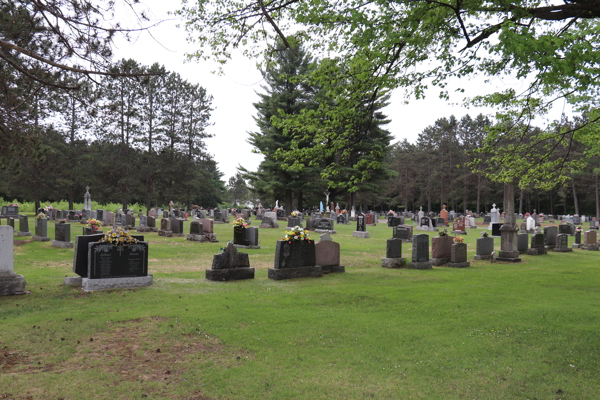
[
  {"left": 386, "top": 239, "right": 402, "bottom": 258},
  {"left": 491, "top": 223, "right": 502, "bottom": 237},
  {"left": 233, "top": 226, "right": 250, "bottom": 246},
  {"left": 274, "top": 240, "right": 316, "bottom": 269},
  {"left": 356, "top": 215, "right": 365, "bottom": 232},
  {"left": 73, "top": 234, "right": 105, "bottom": 277},
  {"left": 87, "top": 241, "right": 148, "bottom": 279},
  {"left": 412, "top": 234, "right": 429, "bottom": 262}
]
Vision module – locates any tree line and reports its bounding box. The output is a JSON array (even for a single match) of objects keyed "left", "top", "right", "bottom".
[
  {"left": 385, "top": 115, "right": 600, "bottom": 217},
  {"left": 0, "top": 58, "right": 225, "bottom": 212}
]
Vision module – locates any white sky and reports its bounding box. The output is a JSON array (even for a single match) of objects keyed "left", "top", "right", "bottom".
[{"left": 112, "top": 1, "right": 570, "bottom": 182}]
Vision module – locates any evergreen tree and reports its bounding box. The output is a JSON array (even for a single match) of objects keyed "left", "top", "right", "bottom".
[{"left": 245, "top": 40, "right": 319, "bottom": 214}]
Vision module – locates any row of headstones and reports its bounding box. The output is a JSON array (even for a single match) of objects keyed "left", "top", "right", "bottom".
[
  {"left": 378, "top": 228, "right": 600, "bottom": 271},
  {"left": 380, "top": 234, "right": 470, "bottom": 269},
  {"left": 206, "top": 234, "right": 345, "bottom": 281}
]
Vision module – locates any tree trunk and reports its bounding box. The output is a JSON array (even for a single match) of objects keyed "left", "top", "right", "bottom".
[
  {"left": 503, "top": 181, "right": 516, "bottom": 226},
  {"left": 549, "top": 190, "right": 554, "bottom": 215},
  {"left": 297, "top": 190, "right": 303, "bottom": 211},
  {"left": 571, "top": 175, "right": 579, "bottom": 215},
  {"left": 536, "top": 190, "right": 540, "bottom": 212},
  {"left": 404, "top": 165, "right": 409, "bottom": 211},
  {"left": 68, "top": 191, "right": 74, "bottom": 212},
  {"left": 596, "top": 172, "right": 600, "bottom": 220},
  {"left": 476, "top": 174, "right": 481, "bottom": 214},
  {"left": 463, "top": 172, "right": 467, "bottom": 214},
  {"left": 284, "top": 189, "right": 292, "bottom": 217},
  {"left": 518, "top": 189, "right": 523, "bottom": 214}
]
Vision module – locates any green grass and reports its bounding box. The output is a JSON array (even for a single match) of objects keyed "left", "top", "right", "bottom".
[{"left": 1, "top": 217, "right": 600, "bottom": 400}]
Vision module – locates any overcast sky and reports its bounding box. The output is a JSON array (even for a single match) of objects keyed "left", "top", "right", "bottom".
[{"left": 112, "top": 1, "right": 570, "bottom": 182}]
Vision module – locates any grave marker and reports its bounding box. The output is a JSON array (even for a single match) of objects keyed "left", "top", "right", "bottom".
[{"left": 0, "top": 226, "right": 26, "bottom": 295}]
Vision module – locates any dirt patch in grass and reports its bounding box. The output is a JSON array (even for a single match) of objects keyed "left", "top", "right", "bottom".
[
  {"left": 13, "top": 240, "right": 32, "bottom": 246},
  {"left": 45, "top": 318, "right": 250, "bottom": 385},
  {"left": 1, "top": 347, "right": 31, "bottom": 373}
]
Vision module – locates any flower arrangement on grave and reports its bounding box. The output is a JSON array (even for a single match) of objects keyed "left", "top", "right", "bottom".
[
  {"left": 481, "top": 231, "right": 489, "bottom": 237},
  {"left": 576, "top": 227, "right": 583, "bottom": 232},
  {"left": 58, "top": 219, "right": 67, "bottom": 224},
  {"left": 283, "top": 226, "right": 311, "bottom": 243},
  {"left": 291, "top": 211, "right": 298, "bottom": 216},
  {"left": 341, "top": 210, "right": 348, "bottom": 214},
  {"left": 36, "top": 212, "right": 46, "bottom": 219},
  {"left": 232, "top": 218, "right": 248, "bottom": 228},
  {"left": 87, "top": 219, "right": 102, "bottom": 230},
  {"left": 454, "top": 236, "right": 464, "bottom": 244},
  {"left": 438, "top": 228, "right": 448, "bottom": 236},
  {"left": 100, "top": 227, "right": 139, "bottom": 245},
  {"left": 9, "top": 203, "right": 19, "bottom": 207}
]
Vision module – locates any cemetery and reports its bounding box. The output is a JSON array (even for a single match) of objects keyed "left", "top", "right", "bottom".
[
  {"left": 1, "top": 0, "right": 600, "bottom": 398},
  {"left": 1, "top": 200, "right": 600, "bottom": 399}
]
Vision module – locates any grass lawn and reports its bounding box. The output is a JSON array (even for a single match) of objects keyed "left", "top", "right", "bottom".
[{"left": 1, "top": 216, "right": 599, "bottom": 399}]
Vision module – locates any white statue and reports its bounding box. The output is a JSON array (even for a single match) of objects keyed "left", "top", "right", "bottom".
[
  {"left": 275, "top": 200, "right": 279, "bottom": 208},
  {"left": 324, "top": 190, "right": 330, "bottom": 212},
  {"left": 418, "top": 206, "right": 424, "bottom": 224}
]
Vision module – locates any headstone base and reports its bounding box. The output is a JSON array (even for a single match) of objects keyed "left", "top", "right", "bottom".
[
  {"left": 268, "top": 266, "right": 323, "bottom": 280},
  {"left": 321, "top": 265, "right": 345, "bottom": 273},
  {"left": 52, "top": 240, "right": 73, "bottom": 249},
  {"left": 158, "top": 230, "right": 172, "bottom": 237},
  {"left": 380, "top": 258, "right": 405, "bottom": 268},
  {"left": 448, "top": 261, "right": 471, "bottom": 268},
  {"left": 136, "top": 227, "right": 157, "bottom": 233},
  {"left": 473, "top": 254, "right": 492, "bottom": 260},
  {"left": 259, "top": 223, "right": 279, "bottom": 229},
  {"left": 496, "top": 250, "right": 521, "bottom": 262},
  {"left": 81, "top": 275, "right": 153, "bottom": 292},
  {"left": 553, "top": 247, "right": 573, "bottom": 253},
  {"left": 16, "top": 232, "right": 31, "bottom": 237},
  {"left": 582, "top": 245, "right": 599, "bottom": 251},
  {"left": 187, "top": 234, "right": 218, "bottom": 243},
  {"left": 0, "top": 273, "right": 26, "bottom": 296},
  {"left": 527, "top": 248, "right": 547, "bottom": 256},
  {"left": 431, "top": 257, "right": 450, "bottom": 266},
  {"left": 205, "top": 267, "right": 255, "bottom": 281},
  {"left": 572, "top": 243, "right": 582, "bottom": 249},
  {"left": 526, "top": 230, "right": 535, "bottom": 234},
  {"left": 544, "top": 245, "right": 556, "bottom": 250},
  {"left": 315, "top": 229, "right": 336, "bottom": 234},
  {"left": 352, "top": 231, "right": 369, "bottom": 238},
  {"left": 406, "top": 261, "right": 433, "bottom": 270},
  {"left": 63, "top": 276, "right": 82, "bottom": 286},
  {"left": 32, "top": 235, "right": 50, "bottom": 242},
  {"left": 232, "top": 244, "right": 260, "bottom": 249},
  {"left": 452, "top": 230, "right": 467, "bottom": 235}
]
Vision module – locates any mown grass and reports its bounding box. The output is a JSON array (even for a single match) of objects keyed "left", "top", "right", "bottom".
[{"left": 1, "top": 217, "right": 599, "bottom": 400}]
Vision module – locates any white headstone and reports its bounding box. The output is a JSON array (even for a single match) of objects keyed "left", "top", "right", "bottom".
[
  {"left": 527, "top": 216, "right": 535, "bottom": 231},
  {"left": 0, "top": 225, "right": 13, "bottom": 274},
  {"left": 351, "top": 206, "right": 356, "bottom": 218},
  {"left": 418, "top": 206, "right": 424, "bottom": 224},
  {"left": 0, "top": 225, "right": 26, "bottom": 295}
]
